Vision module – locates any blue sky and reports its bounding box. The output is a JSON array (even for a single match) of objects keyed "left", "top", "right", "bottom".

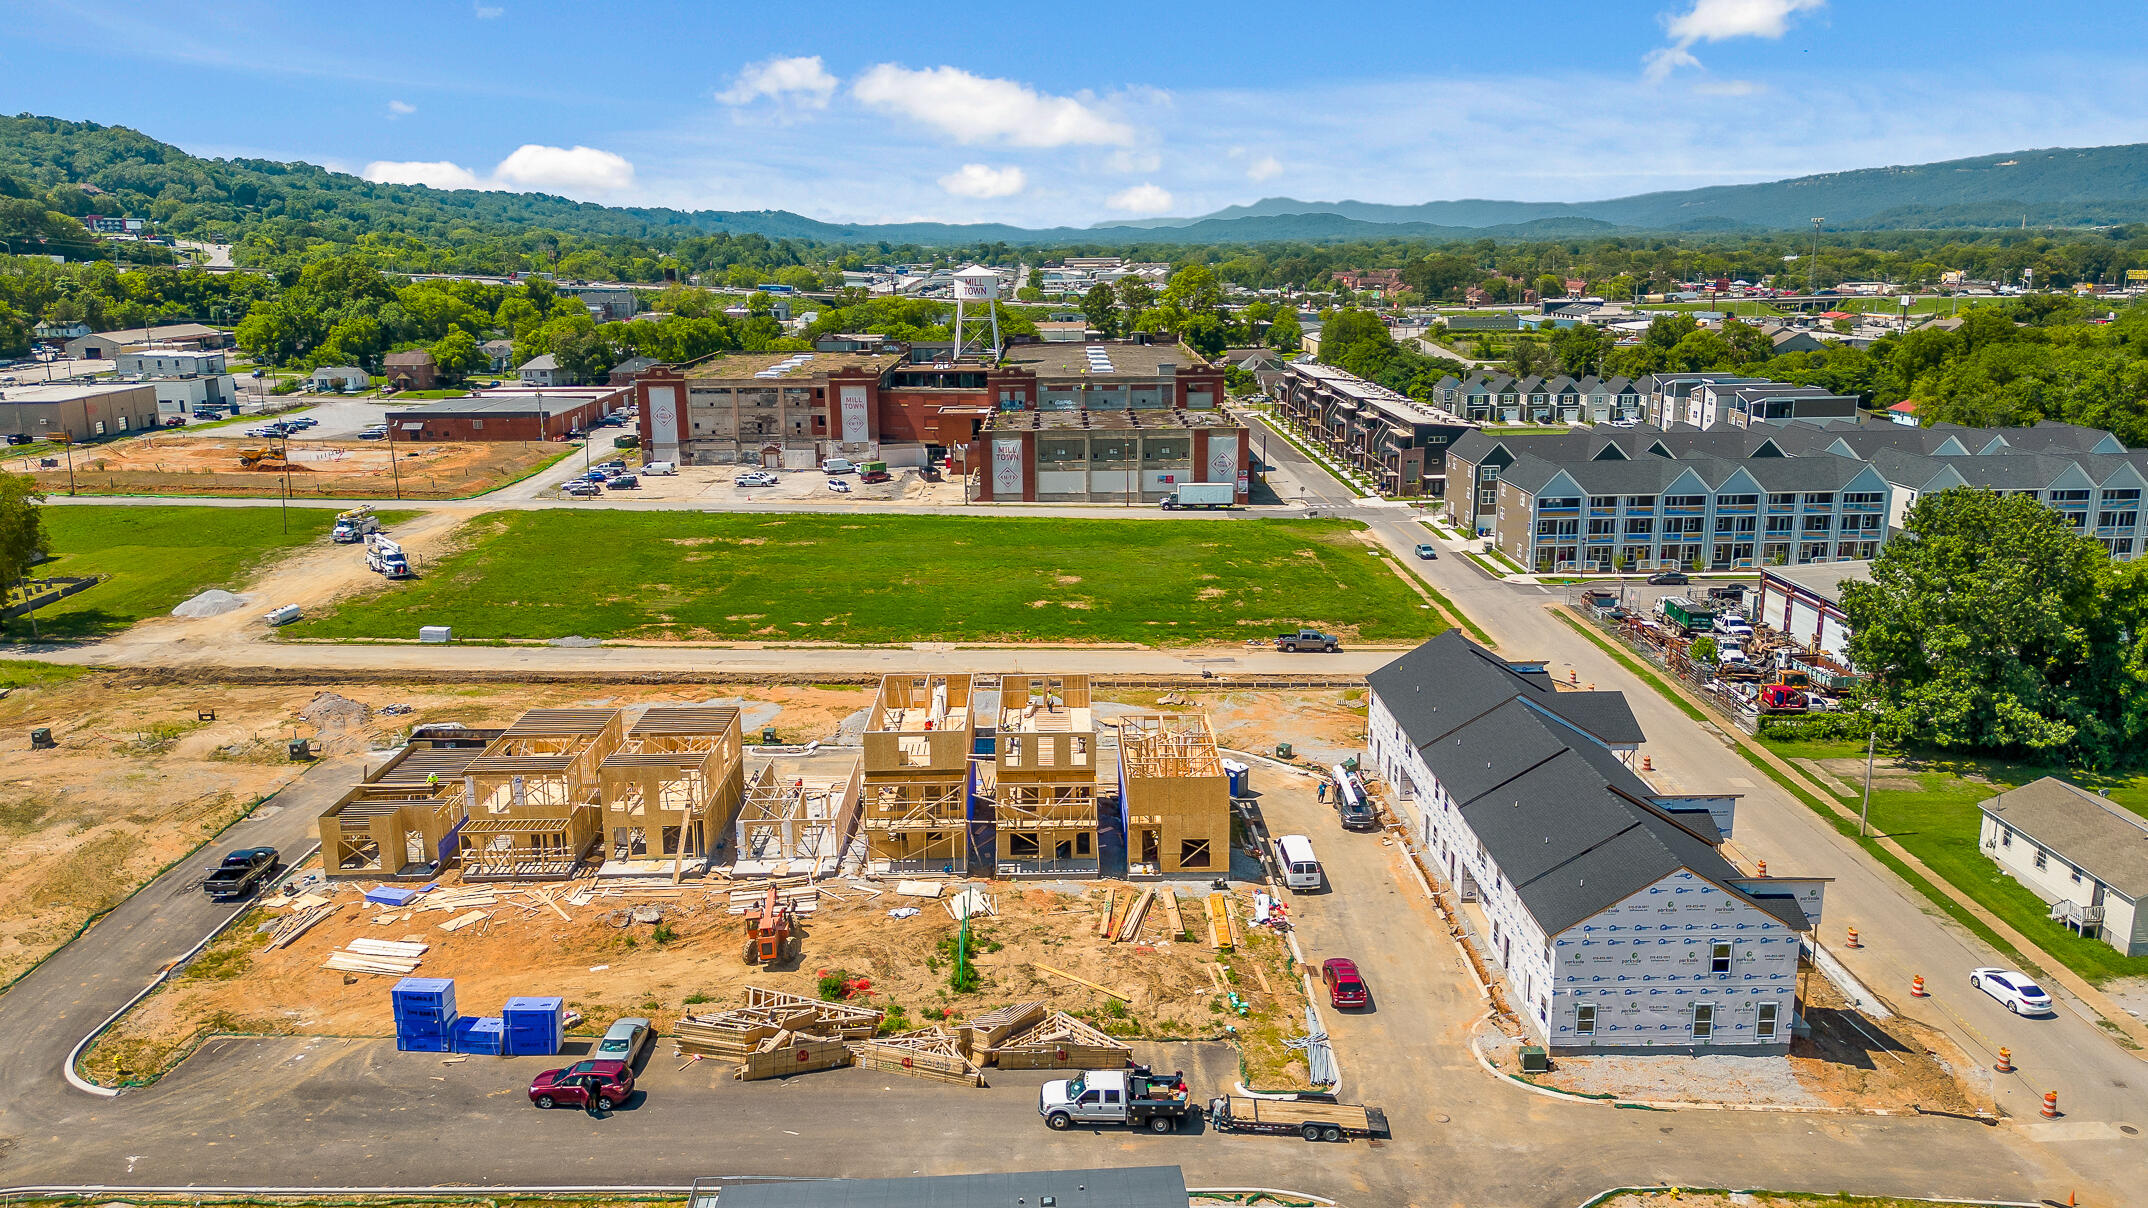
[{"left": 7, "top": 1, "right": 2147, "bottom": 228}]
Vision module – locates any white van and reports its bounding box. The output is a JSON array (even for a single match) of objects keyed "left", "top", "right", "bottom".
[
  {"left": 821, "top": 457, "right": 855, "bottom": 475},
  {"left": 1274, "top": 834, "right": 1322, "bottom": 890},
  {"left": 642, "top": 460, "right": 677, "bottom": 476}
]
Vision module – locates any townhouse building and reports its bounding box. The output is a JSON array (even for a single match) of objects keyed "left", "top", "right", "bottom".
[
  {"left": 1432, "top": 372, "right": 1641, "bottom": 425},
  {"left": 1271, "top": 360, "right": 1475, "bottom": 497},
  {"left": 1868, "top": 449, "right": 2148, "bottom": 559},
  {"left": 1366, "top": 633, "right": 1824, "bottom": 1053}
]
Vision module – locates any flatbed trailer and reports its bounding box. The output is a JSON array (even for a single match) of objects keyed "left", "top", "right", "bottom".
[{"left": 1207, "top": 1094, "right": 1389, "bottom": 1142}]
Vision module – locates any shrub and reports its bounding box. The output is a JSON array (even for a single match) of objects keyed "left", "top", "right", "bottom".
[{"left": 816, "top": 968, "right": 851, "bottom": 1001}]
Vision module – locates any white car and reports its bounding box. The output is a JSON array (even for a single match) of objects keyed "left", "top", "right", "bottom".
[
  {"left": 1970, "top": 967, "right": 2053, "bottom": 1015},
  {"left": 826, "top": 478, "right": 853, "bottom": 493},
  {"left": 734, "top": 471, "right": 778, "bottom": 487}
]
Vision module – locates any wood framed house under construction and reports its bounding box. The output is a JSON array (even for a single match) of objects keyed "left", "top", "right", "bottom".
[
  {"left": 861, "top": 674, "right": 977, "bottom": 875},
  {"left": 735, "top": 750, "right": 863, "bottom": 877},
  {"left": 595, "top": 706, "right": 748, "bottom": 879},
  {"left": 1117, "top": 713, "right": 1233, "bottom": 878},
  {"left": 457, "top": 709, "right": 622, "bottom": 880},
  {"left": 317, "top": 727, "right": 498, "bottom": 881},
  {"left": 980, "top": 675, "right": 1102, "bottom": 877}
]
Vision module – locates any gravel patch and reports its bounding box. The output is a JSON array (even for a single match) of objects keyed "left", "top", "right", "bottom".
[
  {"left": 1546, "top": 1051, "right": 1822, "bottom": 1107},
  {"left": 171, "top": 588, "right": 250, "bottom": 618}
]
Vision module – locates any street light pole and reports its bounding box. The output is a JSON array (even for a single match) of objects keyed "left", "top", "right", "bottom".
[
  {"left": 1858, "top": 729, "right": 1876, "bottom": 837},
  {"left": 277, "top": 433, "right": 291, "bottom": 533}
]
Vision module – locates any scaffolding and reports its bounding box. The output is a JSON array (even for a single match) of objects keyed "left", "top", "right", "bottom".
[
  {"left": 735, "top": 756, "right": 862, "bottom": 876},
  {"left": 1117, "top": 713, "right": 1232, "bottom": 878},
  {"left": 984, "top": 675, "right": 1102, "bottom": 877},
  {"left": 597, "top": 706, "right": 747, "bottom": 881},
  {"left": 861, "top": 674, "right": 976, "bottom": 875}
]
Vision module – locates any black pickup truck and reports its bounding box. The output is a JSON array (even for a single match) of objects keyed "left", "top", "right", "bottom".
[{"left": 201, "top": 847, "right": 280, "bottom": 900}]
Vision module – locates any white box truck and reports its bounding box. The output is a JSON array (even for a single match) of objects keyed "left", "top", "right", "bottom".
[{"left": 1160, "top": 483, "right": 1235, "bottom": 510}]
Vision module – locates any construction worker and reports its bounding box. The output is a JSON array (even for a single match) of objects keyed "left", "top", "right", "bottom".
[
  {"left": 427, "top": 772, "right": 441, "bottom": 789},
  {"left": 1317, "top": 780, "right": 1328, "bottom": 804}
]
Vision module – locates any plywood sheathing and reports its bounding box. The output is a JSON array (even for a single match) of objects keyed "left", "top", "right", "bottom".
[{"left": 1117, "top": 713, "right": 1232, "bottom": 877}]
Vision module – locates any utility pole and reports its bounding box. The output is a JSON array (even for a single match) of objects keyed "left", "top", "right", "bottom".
[
  {"left": 1809, "top": 218, "right": 1824, "bottom": 296},
  {"left": 1858, "top": 729, "right": 1876, "bottom": 837},
  {"left": 277, "top": 433, "right": 291, "bottom": 533}
]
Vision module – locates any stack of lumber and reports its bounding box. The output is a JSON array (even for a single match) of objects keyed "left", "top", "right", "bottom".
[
  {"left": 733, "top": 1029, "right": 852, "bottom": 1081},
  {"left": 322, "top": 937, "right": 428, "bottom": 975},
  {"left": 956, "top": 1001, "right": 1046, "bottom": 1062},
  {"left": 265, "top": 901, "right": 340, "bottom": 950},
  {"left": 1208, "top": 892, "right": 1236, "bottom": 951},
  {"left": 992, "top": 1012, "right": 1132, "bottom": 1071},
  {"left": 673, "top": 988, "right": 883, "bottom": 1058},
  {"left": 846, "top": 1027, "right": 985, "bottom": 1087},
  {"left": 725, "top": 885, "right": 820, "bottom": 915},
  {"left": 1114, "top": 887, "right": 1156, "bottom": 942},
  {"left": 409, "top": 887, "right": 502, "bottom": 914},
  {"left": 1159, "top": 889, "right": 1186, "bottom": 939}
]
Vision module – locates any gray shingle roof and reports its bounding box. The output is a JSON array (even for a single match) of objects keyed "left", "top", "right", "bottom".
[
  {"left": 1981, "top": 777, "right": 2148, "bottom": 898},
  {"left": 1368, "top": 631, "right": 1644, "bottom": 750}
]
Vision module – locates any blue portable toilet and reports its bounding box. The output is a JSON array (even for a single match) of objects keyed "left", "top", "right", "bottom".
[{"left": 1221, "top": 758, "right": 1250, "bottom": 799}]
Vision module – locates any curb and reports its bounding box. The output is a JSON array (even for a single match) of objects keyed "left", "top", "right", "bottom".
[
  {"left": 1573, "top": 1188, "right": 2040, "bottom": 1208},
  {"left": 66, "top": 842, "right": 320, "bottom": 1097}
]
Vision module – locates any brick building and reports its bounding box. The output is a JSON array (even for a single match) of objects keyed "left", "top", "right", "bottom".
[
  {"left": 385, "top": 390, "right": 623, "bottom": 442},
  {"left": 383, "top": 350, "right": 440, "bottom": 391}
]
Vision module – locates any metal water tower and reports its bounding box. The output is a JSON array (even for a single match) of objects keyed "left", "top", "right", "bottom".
[{"left": 952, "top": 265, "right": 1001, "bottom": 358}]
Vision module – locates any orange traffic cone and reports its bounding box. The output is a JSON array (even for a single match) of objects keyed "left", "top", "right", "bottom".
[
  {"left": 1755, "top": 860, "right": 1767, "bottom": 877},
  {"left": 2041, "top": 1090, "right": 2060, "bottom": 1119},
  {"left": 1911, "top": 974, "right": 1927, "bottom": 997},
  {"left": 1995, "top": 1047, "right": 2012, "bottom": 1073},
  {"left": 1846, "top": 926, "right": 1860, "bottom": 949}
]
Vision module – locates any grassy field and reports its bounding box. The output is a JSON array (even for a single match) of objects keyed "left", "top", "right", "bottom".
[
  {"left": 4, "top": 506, "right": 410, "bottom": 641},
  {"left": 1759, "top": 734, "right": 2148, "bottom": 984},
  {"left": 294, "top": 512, "right": 1446, "bottom": 646}
]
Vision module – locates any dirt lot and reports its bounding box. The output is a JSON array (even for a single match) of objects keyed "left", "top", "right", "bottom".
[
  {"left": 26, "top": 435, "right": 567, "bottom": 499},
  {"left": 1596, "top": 1195, "right": 1993, "bottom": 1208},
  {"left": 84, "top": 870, "right": 1306, "bottom": 1088},
  {"left": 1489, "top": 964, "right": 1992, "bottom": 1115},
  {"left": 0, "top": 675, "right": 875, "bottom": 991}
]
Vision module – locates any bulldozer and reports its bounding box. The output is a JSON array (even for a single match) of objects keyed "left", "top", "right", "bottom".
[
  {"left": 237, "top": 446, "right": 292, "bottom": 470},
  {"left": 742, "top": 886, "right": 801, "bottom": 965}
]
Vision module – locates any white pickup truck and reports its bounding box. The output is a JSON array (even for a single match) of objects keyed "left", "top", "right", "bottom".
[{"left": 1038, "top": 1068, "right": 1193, "bottom": 1134}]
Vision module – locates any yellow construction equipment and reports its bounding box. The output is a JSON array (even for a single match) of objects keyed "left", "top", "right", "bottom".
[{"left": 237, "top": 446, "right": 291, "bottom": 470}]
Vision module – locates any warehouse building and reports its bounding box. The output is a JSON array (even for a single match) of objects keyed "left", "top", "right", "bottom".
[
  {"left": 385, "top": 390, "right": 624, "bottom": 442},
  {"left": 1755, "top": 560, "right": 1872, "bottom": 665},
  {"left": 0, "top": 381, "right": 160, "bottom": 441},
  {"left": 62, "top": 322, "right": 232, "bottom": 359},
  {"left": 974, "top": 408, "right": 1249, "bottom": 504},
  {"left": 1366, "top": 632, "right": 1825, "bottom": 1054}
]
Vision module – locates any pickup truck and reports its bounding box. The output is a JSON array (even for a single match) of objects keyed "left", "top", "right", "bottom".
[
  {"left": 1039, "top": 1068, "right": 1193, "bottom": 1134},
  {"left": 1275, "top": 629, "right": 1341, "bottom": 653},
  {"left": 201, "top": 847, "right": 280, "bottom": 900}
]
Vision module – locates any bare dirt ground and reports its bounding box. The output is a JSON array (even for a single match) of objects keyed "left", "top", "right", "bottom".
[
  {"left": 28, "top": 436, "right": 564, "bottom": 499},
  {"left": 85, "top": 870, "right": 1305, "bottom": 1087},
  {"left": 1100, "top": 687, "right": 1369, "bottom": 767},
  {"left": 0, "top": 675, "right": 881, "bottom": 991},
  {"left": 1489, "top": 964, "right": 1991, "bottom": 1115},
  {"left": 1597, "top": 1195, "right": 1992, "bottom": 1208}
]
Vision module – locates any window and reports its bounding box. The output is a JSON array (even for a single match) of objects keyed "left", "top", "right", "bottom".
[
  {"left": 1710, "top": 942, "right": 1732, "bottom": 974},
  {"left": 1766, "top": 516, "right": 1794, "bottom": 535},
  {"left": 1843, "top": 491, "right": 1883, "bottom": 506},
  {"left": 471, "top": 419, "right": 484, "bottom": 430},
  {"left": 1589, "top": 496, "right": 1617, "bottom": 510},
  {"left": 1575, "top": 1003, "right": 1596, "bottom": 1035},
  {"left": 2000, "top": 826, "right": 2012, "bottom": 847},
  {"left": 1691, "top": 1003, "right": 1714, "bottom": 1041},
  {"left": 2099, "top": 511, "right": 2138, "bottom": 529},
  {"left": 1803, "top": 492, "right": 1835, "bottom": 506},
  {"left": 1542, "top": 496, "right": 1581, "bottom": 510},
  {"left": 1178, "top": 838, "right": 1212, "bottom": 868},
  {"left": 2049, "top": 488, "right": 2091, "bottom": 504},
  {"left": 1717, "top": 494, "right": 1757, "bottom": 508},
  {"left": 1665, "top": 494, "right": 1705, "bottom": 508},
  {"left": 1626, "top": 495, "right": 1656, "bottom": 510},
  {"left": 2101, "top": 488, "right": 2142, "bottom": 504},
  {"left": 1768, "top": 492, "right": 1797, "bottom": 509},
  {"left": 2033, "top": 848, "right": 2047, "bottom": 870},
  {"left": 2070, "top": 866, "right": 2082, "bottom": 884},
  {"left": 1757, "top": 1002, "right": 1779, "bottom": 1041}
]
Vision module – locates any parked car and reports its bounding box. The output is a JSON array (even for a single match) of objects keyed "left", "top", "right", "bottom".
[
  {"left": 827, "top": 478, "right": 852, "bottom": 493},
  {"left": 594, "top": 1018, "right": 654, "bottom": 1065},
  {"left": 1970, "top": 968, "right": 2052, "bottom": 1015},
  {"left": 583, "top": 469, "right": 608, "bottom": 483},
  {"left": 563, "top": 480, "right": 602, "bottom": 498},
  {"left": 735, "top": 470, "right": 778, "bottom": 487},
  {"left": 1413, "top": 543, "right": 1438, "bottom": 559},
  {"left": 1321, "top": 958, "right": 1370, "bottom": 1009},
  {"left": 288, "top": 416, "right": 318, "bottom": 429},
  {"left": 1647, "top": 571, "right": 1689, "bottom": 585},
  {"left": 642, "top": 461, "right": 676, "bottom": 476},
  {"left": 821, "top": 457, "right": 856, "bottom": 474},
  {"left": 605, "top": 473, "right": 639, "bottom": 490},
  {"left": 529, "top": 1059, "right": 635, "bottom": 1109},
  {"left": 596, "top": 460, "right": 628, "bottom": 474}
]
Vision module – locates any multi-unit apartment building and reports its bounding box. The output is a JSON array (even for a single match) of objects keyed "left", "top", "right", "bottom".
[
  {"left": 1366, "top": 632, "right": 1824, "bottom": 1053},
  {"left": 1271, "top": 360, "right": 1475, "bottom": 496},
  {"left": 1431, "top": 373, "right": 1643, "bottom": 425}
]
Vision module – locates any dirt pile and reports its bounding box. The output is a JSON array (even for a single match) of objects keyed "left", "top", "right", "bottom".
[
  {"left": 299, "top": 691, "right": 374, "bottom": 755},
  {"left": 171, "top": 589, "right": 251, "bottom": 619}
]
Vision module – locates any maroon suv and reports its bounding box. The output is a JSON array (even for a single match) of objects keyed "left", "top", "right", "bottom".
[
  {"left": 1322, "top": 957, "right": 1370, "bottom": 1009},
  {"left": 529, "top": 1059, "right": 635, "bottom": 1109}
]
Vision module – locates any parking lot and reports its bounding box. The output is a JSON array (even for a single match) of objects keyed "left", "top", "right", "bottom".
[{"left": 536, "top": 461, "right": 972, "bottom": 506}]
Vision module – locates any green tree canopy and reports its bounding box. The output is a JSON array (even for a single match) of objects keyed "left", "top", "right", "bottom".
[{"left": 0, "top": 473, "right": 48, "bottom": 590}]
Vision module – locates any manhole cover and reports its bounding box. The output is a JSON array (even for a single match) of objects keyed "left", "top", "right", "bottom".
[{"left": 2121, "top": 1124, "right": 2139, "bottom": 1136}]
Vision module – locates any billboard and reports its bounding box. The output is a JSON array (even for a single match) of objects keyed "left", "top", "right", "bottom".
[
  {"left": 839, "top": 384, "right": 870, "bottom": 443},
  {"left": 1205, "top": 438, "right": 1240, "bottom": 485},
  {"left": 992, "top": 438, "right": 1025, "bottom": 495},
  {"left": 646, "top": 385, "right": 679, "bottom": 461},
  {"left": 2130, "top": 269, "right": 2148, "bottom": 282}
]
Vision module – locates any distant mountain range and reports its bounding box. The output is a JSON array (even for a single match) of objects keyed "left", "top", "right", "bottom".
[{"left": 3, "top": 114, "right": 2146, "bottom": 250}]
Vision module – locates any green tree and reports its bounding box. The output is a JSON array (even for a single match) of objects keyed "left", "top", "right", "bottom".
[
  {"left": 1842, "top": 488, "right": 2124, "bottom": 762},
  {"left": 429, "top": 328, "right": 482, "bottom": 383},
  {"left": 1689, "top": 635, "right": 1719, "bottom": 664},
  {"left": 0, "top": 473, "right": 48, "bottom": 591},
  {"left": 1080, "top": 283, "right": 1120, "bottom": 339},
  {"left": 1264, "top": 311, "right": 1302, "bottom": 352}
]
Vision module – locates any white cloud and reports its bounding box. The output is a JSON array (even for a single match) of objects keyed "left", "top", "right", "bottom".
[
  {"left": 1105, "top": 183, "right": 1173, "bottom": 215},
  {"left": 1646, "top": 0, "right": 1823, "bottom": 81},
  {"left": 493, "top": 144, "right": 636, "bottom": 193},
  {"left": 472, "top": 1, "right": 502, "bottom": 16},
  {"left": 853, "top": 64, "right": 1133, "bottom": 147},
  {"left": 1693, "top": 78, "right": 1766, "bottom": 97},
  {"left": 718, "top": 55, "right": 838, "bottom": 108},
  {"left": 363, "top": 160, "right": 484, "bottom": 190},
  {"left": 1105, "top": 149, "right": 1161, "bottom": 174},
  {"left": 386, "top": 99, "right": 416, "bottom": 117},
  {"left": 938, "top": 163, "right": 1027, "bottom": 199},
  {"left": 1246, "top": 154, "right": 1284, "bottom": 182}
]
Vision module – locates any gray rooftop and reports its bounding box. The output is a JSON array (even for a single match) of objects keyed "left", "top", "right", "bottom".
[
  {"left": 386, "top": 394, "right": 601, "bottom": 419},
  {"left": 1758, "top": 559, "right": 1873, "bottom": 606},
  {"left": 0, "top": 381, "right": 153, "bottom": 404},
  {"left": 1981, "top": 777, "right": 2148, "bottom": 898}
]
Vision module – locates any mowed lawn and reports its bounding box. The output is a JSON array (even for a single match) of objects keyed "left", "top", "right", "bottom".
[
  {"left": 5, "top": 506, "right": 342, "bottom": 641},
  {"left": 295, "top": 512, "right": 1445, "bottom": 646},
  {"left": 1763, "top": 735, "right": 2148, "bottom": 984}
]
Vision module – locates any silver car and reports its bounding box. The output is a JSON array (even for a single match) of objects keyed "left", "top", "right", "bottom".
[{"left": 595, "top": 1017, "right": 653, "bottom": 1063}]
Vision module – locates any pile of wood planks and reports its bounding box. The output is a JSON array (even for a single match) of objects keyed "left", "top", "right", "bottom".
[
  {"left": 725, "top": 884, "right": 820, "bottom": 916},
  {"left": 733, "top": 1030, "right": 853, "bottom": 1081},
  {"left": 1208, "top": 892, "right": 1236, "bottom": 951},
  {"left": 847, "top": 1027, "right": 985, "bottom": 1087},
  {"left": 265, "top": 901, "right": 340, "bottom": 950},
  {"left": 322, "top": 937, "right": 428, "bottom": 975},
  {"left": 991, "top": 1012, "right": 1132, "bottom": 1071},
  {"left": 956, "top": 1001, "right": 1046, "bottom": 1062},
  {"left": 409, "top": 887, "right": 501, "bottom": 914},
  {"left": 1113, "top": 887, "right": 1155, "bottom": 942},
  {"left": 673, "top": 988, "right": 882, "bottom": 1059}
]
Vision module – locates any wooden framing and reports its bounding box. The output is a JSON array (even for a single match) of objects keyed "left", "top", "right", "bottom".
[
  {"left": 1116, "top": 713, "right": 1233, "bottom": 878},
  {"left": 317, "top": 730, "right": 498, "bottom": 881},
  {"left": 735, "top": 756, "right": 861, "bottom": 876},
  {"left": 991, "top": 1012, "right": 1132, "bottom": 1071},
  {"left": 984, "top": 675, "right": 1102, "bottom": 877},
  {"left": 861, "top": 674, "right": 977, "bottom": 875},
  {"left": 847, "top": 1027, "right": 986, "bottom": 1087},
  {"left": 674, "top": 988, "right": 883, "bottom": 1059},
  {"left": 598, "top": 706, "right": 747, "bottom": 881},
  {"left": 457, "top": 709, "right": 621, "bottom": 880},
  {"left": 733, "top": 1030, "right": 852, "bottom": 1081}
]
